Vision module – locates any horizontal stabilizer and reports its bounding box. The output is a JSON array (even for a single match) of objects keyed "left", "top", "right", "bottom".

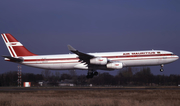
[{"left": 2, "top": 55, "right": 23, "bottom": 62}]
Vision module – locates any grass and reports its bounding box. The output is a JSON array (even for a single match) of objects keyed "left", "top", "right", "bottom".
[{"left": 0, "top": 87, "right": 180, "bottom": 106}]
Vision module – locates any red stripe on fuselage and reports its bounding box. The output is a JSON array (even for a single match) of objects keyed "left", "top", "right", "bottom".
[
  {"left": 23, "top": 58, "right": 79, "bottom": 62},
  {"left": 103, "top": 54, "right": 172, "bottom": 58},
  {"left": 23, "top": 54, "right": 173, "bottom": 62},
  {"left": 114, "top": 57, "right": 178, "bottom": 61},
  {"left": 23, "top": 57, "right": 178, "bottom": 64}
]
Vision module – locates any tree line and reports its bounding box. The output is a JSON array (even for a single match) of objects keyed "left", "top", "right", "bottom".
[{"left": 0, "top": 67, "right": 180, "bottom": 86}]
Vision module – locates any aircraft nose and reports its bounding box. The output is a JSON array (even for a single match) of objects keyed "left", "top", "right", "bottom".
[
  {"left": 176, "top": 55, "right": 179, "bottom": 60},
  {"left": 174, "top": 55, "right": 179, "bottom": 61}
]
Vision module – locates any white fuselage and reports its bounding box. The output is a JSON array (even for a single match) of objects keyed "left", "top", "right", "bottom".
[
  {"left": 11, "top": 50, "right": 178, "bottom": 70},
  {"left": 2, "top": 33, "right": 179, "bottom": 76}
]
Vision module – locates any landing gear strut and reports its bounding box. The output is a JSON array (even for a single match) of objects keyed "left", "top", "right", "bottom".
[
  {"left": 160, "top": 64, "right": 164, "bottom": 72},
  {"left": 86, "top": 70, "right": 98, "bottom": 79}
]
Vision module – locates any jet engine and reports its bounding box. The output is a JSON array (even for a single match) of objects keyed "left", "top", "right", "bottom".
[
  {"left": 90, "top": 57, "right": 108, "bottom": 65},
  {"left": 106, "top": 62, "right": 123, "bottom": 69}
]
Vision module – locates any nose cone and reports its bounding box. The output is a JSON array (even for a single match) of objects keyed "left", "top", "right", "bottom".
[
  {"left": 173, "top": 55, "right": 179, "bottom": 62},
  {"left": 170, "top": 55, "right": 179, "bottom": 63},
  {"left": 176, "top": 55, "right": 179, "bottom": 60}
]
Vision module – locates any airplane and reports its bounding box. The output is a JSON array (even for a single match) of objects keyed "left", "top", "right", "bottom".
[{"left": 1, "top": 33, "right": 179, "bottom": 78}]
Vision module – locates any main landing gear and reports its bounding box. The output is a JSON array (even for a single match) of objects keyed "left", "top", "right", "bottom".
[
  {"left": 86, "top": 70, "right": 98, "bottom": 79},
  {"left": 160, "top": 64, "right": 164, "bottom": 72}
]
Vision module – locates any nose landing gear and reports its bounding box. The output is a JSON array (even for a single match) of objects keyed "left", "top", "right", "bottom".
[{"left": 160, "top": 64, "right": 164, "bottom": 72}]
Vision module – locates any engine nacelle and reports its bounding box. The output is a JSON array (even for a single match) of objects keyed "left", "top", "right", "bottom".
[
  {"left": 90, "top": 58, "right": 108, "bottom": 65},
  {"left": 106, "top": 62, "right": 123, "bottom": 69}
]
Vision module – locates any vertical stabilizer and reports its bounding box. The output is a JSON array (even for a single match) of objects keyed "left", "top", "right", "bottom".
[{"left": 1, "top": 33, "right": 37, "bottom": 57}]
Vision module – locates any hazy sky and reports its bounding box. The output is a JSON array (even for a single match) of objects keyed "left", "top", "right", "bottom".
[{"left": 0, "top": 0, "right": 179, "bottom": 75}]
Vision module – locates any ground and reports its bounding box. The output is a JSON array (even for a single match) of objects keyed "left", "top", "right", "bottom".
[{"left": 0, "top": 86, "right": 180, "bottom": 106}]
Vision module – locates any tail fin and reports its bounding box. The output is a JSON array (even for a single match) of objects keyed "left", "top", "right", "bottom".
[{"left": 1, "top": 33, "right": 37, "bottom": 57}]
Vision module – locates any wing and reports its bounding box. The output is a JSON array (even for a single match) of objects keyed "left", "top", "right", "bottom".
[
  {"left": 67, "top": 45, "right": 123, "bottom": 70},
  {"left": 67, "top": 45, "right": 94, "bottom": 64}
]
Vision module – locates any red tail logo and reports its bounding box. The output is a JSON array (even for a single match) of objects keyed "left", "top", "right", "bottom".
[{"left": 1, "top": 33, "right": 37, "bottom": 57}]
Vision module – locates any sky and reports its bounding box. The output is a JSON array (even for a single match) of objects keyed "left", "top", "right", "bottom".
[{"left": 0, "top": 0, "right": 179, "bottom": 75}]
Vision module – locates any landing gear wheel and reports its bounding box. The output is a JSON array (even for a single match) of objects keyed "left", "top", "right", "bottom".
[
  {"left": 160, "top": 68, "right": 164, "bottom": 72},
  {"left": 86, "top": 72, "right": 94, "bottom": 79},
  {"left": 94, "top": 71, "right": 98, "bottom": 76},
  {"left": 86, "top": 70, "right": 98, "bottom": 79},
  {"left": 160, "top": 64, "right": 164, "bottom": 72},
  {"left": 86, "top": 75, "right": 93, "bottom": 79}
]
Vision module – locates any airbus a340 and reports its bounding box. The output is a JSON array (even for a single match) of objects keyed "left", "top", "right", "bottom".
[{"left": 1, "top": 33, "right": 179, "bottom": 78}]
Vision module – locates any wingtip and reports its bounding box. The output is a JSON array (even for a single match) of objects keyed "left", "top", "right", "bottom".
[{"left": 67, "top": 45, "right": 77, "bottom": 52}]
